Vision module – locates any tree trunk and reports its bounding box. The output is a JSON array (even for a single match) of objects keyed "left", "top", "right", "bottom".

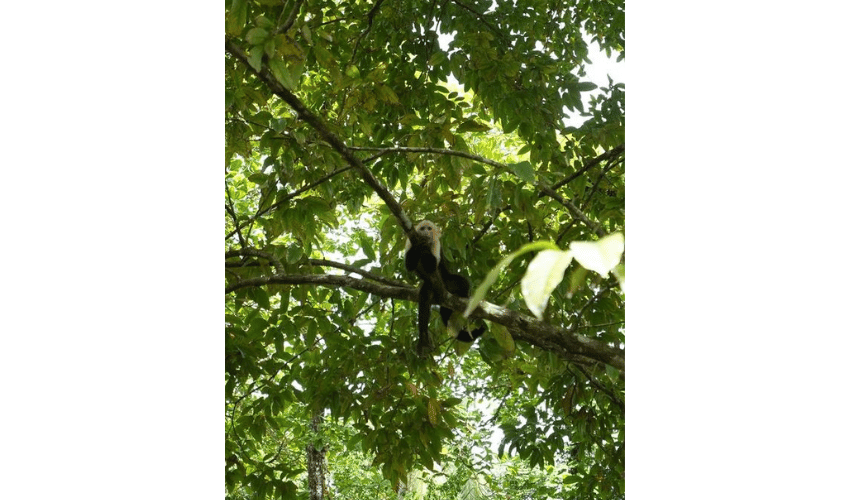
[{"left": 306, "top": 413, "right": 327, "bottom": 500}]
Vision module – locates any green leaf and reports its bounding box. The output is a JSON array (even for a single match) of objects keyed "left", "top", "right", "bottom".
[
  {"left": 286, "top": 243, "right": 302, "bottom": 264},
  {"left": 490, "top": 323, "right": 515, "bottom": 354},
  {"left": 313, "top": 44, "right": 333, "bottom": 68},
  {"left": 345, "top": 64, "right": 361, "bottom": 79},
  {"left": 510, "top": 161, "right": 536, "bottom": 184},
  {"left": 446, "top": 310, "right": 464, "bottom": 338},
  {"left": 251, "top": 288, "right": 270, "bottom": 310},
  {"left": 269, "top": 59, "right": 296, "bottom": 90},
  {"left": 254, "top": 15, "right": 274, "bottom": 30},
  {"left": 606, "top": 364, "right": 619, "bottom": 382},
  {"left": 245, "top": 27, "right": 269, "bottom": 46},
  {"left": 567, "top": 265, "right": 588, "bottom": 298},
  {"left": 612, "top": 262, "right": 625, "bottom": 293},
  {"left": 247, "top": 46, "right": 263, "bottom": 72},
  {"left": 375, "top": 83, "right": 400, "bottom": 104},
  {"left": 226, "top": 0, "right": 247, "bottom": 36},
  {"left": 456, "top": 119, "right": 491, "bottom": 133},
  {"left": 486, "top": 176, "right": 501, "bottom": 208},
  {"left": 359, "top": 234, "right": 376, "bottom": 261},
  {"left": 576, "top": 81, "right": 598, "bottom": 92},
  {"left": 301, "top": 24, "right": 313, "bottom": 45}
]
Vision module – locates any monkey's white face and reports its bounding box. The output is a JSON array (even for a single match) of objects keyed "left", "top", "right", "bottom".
[
  {"left": 405, "top": 220, "right": 442, "bottom": 261},
  {"left": 415, "top": 220, "right": 441, "bottom": 240}
]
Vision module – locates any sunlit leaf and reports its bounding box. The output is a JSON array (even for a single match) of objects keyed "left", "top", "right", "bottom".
[
  {"left": 510, "top": 161, "right": 536, "bottom": 184},
  {"left": 570, "top": 232, "right": 625, "bottom": 277},
  {"left": 521, "top": 249, "right": 573, "bottom": 319},
  {"left": 464, "top": 241, "right": 559, "bottom": 317},
  {"left": 490, "top": 323, "right": 515, "bottom": 354}
]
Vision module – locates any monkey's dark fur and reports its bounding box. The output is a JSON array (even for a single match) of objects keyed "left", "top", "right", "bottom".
[{"left": 405, "top": 221, "right": 485, "bottom": 355}]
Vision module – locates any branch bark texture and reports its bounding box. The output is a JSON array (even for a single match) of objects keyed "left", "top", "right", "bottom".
[{"left": 226, "top": 272, "right": 624, "bottom": 371}]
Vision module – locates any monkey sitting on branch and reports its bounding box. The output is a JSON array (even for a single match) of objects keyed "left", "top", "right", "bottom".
[{"left": 404, "top": 220, "right": 486, "bottom": 356}]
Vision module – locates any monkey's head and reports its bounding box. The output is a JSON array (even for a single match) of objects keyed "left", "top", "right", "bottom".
[{"left": 405, "top": 220, "right": 442, "bottom": 260}]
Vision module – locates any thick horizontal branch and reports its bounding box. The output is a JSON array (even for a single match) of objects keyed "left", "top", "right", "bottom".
[
  {"left": 225, "top": 272, "right": 624, "bottom": 370},
  {"left": 225, "top": 272, "right": 415, "bottom": 298}
]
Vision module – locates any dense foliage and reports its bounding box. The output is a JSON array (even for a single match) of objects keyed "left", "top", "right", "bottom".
[{"left": 225, "top": 0, "right": 624, "bottom": 498}]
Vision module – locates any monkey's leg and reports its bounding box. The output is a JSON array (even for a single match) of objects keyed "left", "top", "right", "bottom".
[
  {"left": 439, "top": 267, "right": 486, "bottom": 343},
  {"left": 416, "top": 283, "right": 434, "bottom": 356}
]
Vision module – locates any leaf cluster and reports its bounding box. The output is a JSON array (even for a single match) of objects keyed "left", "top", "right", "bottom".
[{"left": 225, "top": 0, "right": 625, "bottom": 498}]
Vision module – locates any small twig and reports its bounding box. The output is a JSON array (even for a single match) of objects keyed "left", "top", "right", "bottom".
[
  {"left": 225, "top": 166, "right": 355, "bottom": 240},
  {"left": 569, "top": 363, "right": 624, "bottom": 411},
  {"left": 551, "top": 144, "right": 624, "bottom": 190},
  {"left": 308, "top": 258, "right": 406, "bottom": 287},
  {"left": 538, "top": 184, "right": 606, "bottom": 238},
  {"left": 226, "top": 248, "right": 285, "bottom": 274},
  {"left": 226, "top": 189, "right": 246, "bottom": 247},
  {"left": 569, "top": 282, "right": 615, "bottom": 332},
  {"left": 449, "top": 0, "right": 507, "bottom": 41},
  {"left": 274, "top": 0, "right": 305, "bottom": 35},
  {"left": 573, "top": 320, "right": 624, "bottom": 331},
  {"left": 580, "top": 157, "right": 622, "bottom": 212},
  {"left": 349, "top": 144, "right": 608, "bottom": 237},
  {"left": 348, "top": 0, "right": 386, "bottom": 65},
  {"left": 470, "top": 205, "right": 508, "bottom": 246},
  {"left": 348, "top": 145, "right": 508, "bottom": 170}
]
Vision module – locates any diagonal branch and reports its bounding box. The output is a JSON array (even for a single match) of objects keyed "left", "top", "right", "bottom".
[
  {"left": 448, "top": 0, "right": 508, "bottom": 41},
  {"left": 538, "top": 184, "right": 606, "bottom": 237},
  {"left": 552, "top": 144, "right": 624, "bottom": 190},
  {"left": 274, "top": 0, "right": 305, "bottom": 35},
  {"left": 225, "top": 38, "right": 416, "bottom": 235}
]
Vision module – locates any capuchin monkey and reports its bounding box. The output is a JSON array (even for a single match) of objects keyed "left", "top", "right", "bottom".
[{"left": 405, "top": 220, "right": 486, "bottom": 355}]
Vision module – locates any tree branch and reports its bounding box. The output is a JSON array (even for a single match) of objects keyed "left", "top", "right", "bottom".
[
  {"left": 225, "top": 272, "right": 624, "bottom": 370},
  {"left": 448, "top": 0, "right": 507, "bottom": 41},
  {"left": 551, "top": 144, "right": 624, "bottom": 190},
  {"left": 348, "top": 145, "right": 507, "bottom": 170},
  {"left": 307, "top": 259, "right": 406, "bottom": 287},
  {"left": 538, "top": 184, "right": 606, "bottom": 237},
  {"left": 225, "top": 37, "right": 415, "bottom": 235},
  {"left": 274, "top": 0, "right": 305, "bottom": 35},
  {"left": 226, "top": 248, "right": 285, "bottom": 274},
  {"left": 349, "top": 0, "right": 386, "bottom": 65},
  {"left": 348, "top": 145, "right": 608, "bottom": 238}
]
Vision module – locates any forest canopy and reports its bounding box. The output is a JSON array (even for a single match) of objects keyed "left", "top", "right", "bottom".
[{"left": 225, "top": 0, "right": 624, "bottom": 498}]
